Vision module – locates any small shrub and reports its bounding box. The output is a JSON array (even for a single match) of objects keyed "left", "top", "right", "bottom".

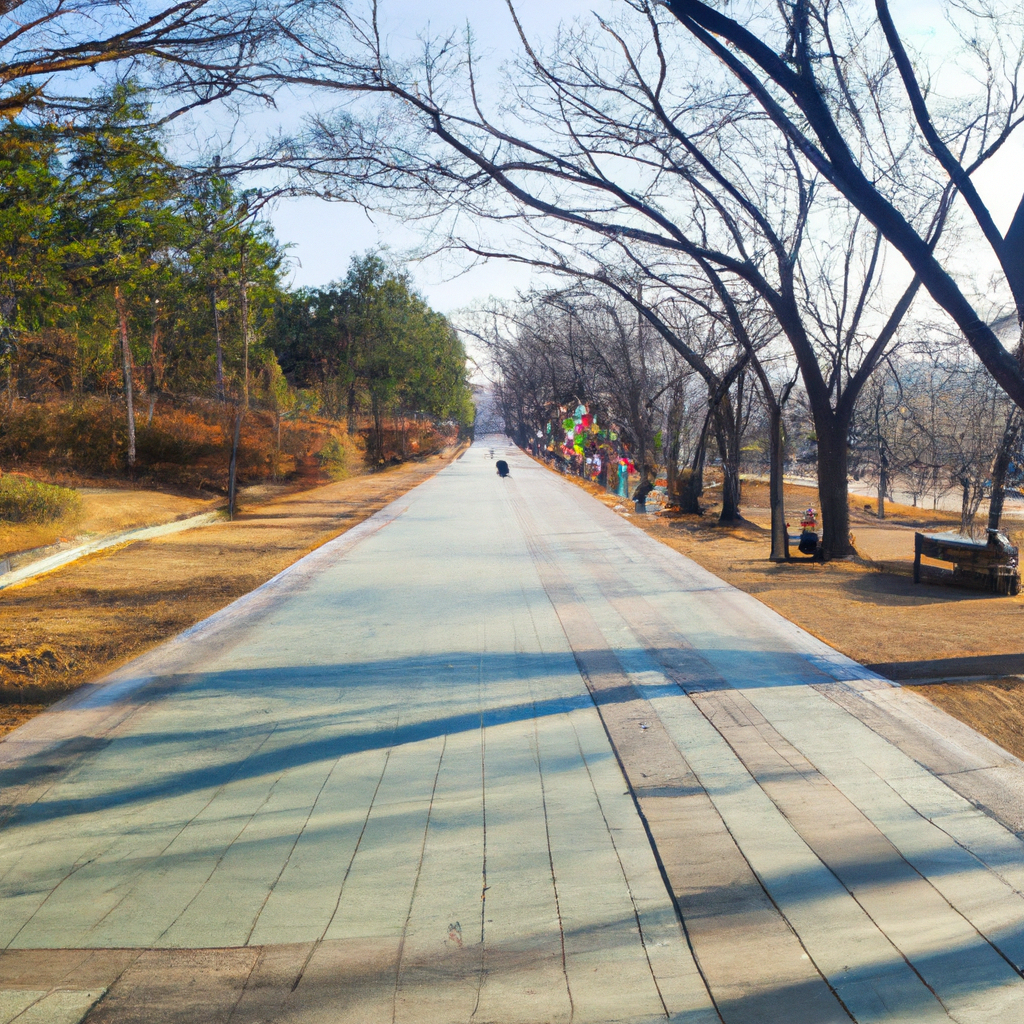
[
  {"left": 0, "top": 475, "right": 81, "bottom": 524},
  {"left": 318, "top": 435, "right": 351, "bottom": 480}
]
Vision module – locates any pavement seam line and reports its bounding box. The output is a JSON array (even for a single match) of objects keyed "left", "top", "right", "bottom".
[
  {"left": 686, "top": 691, "right": 953, "bottom": 1020},
  {"left": 390, "top": 733, "right": 448, "bottom": 1024},
  {"left": 154, "top": 748, "right": 289, "bottom": 946},
  {"left": 497, "top": 480, "right": 583, "bottom": 1021},
  {"left": 556, "top": 520, "right": 945, "bottom": 1017},
  {"left": 241, "top": 742, "right": 346, "bottom": 947},
  {"left": 470, "top": 653, "right": 488, "bottom": 1021},
  {"left": 504, "top": 483, "right": 722, "bottom": 1022},
  {"left": 82, "top": 720, "right": 284, "bottom": 941},
  {"left": 3, "top": 720, "right": 279, "bottom": 950},
  {"left": 530, "top": 704, "right": 575, "bottom": 1024},
  {"left": 566, "top": 707, "right": 671, "bottom": 1020},
  {"left": 289, "top": 732, "right": 397, "bottom": 992},
  {"left": 552, "top": 469, "right": 1024, "bottom": 1015}
]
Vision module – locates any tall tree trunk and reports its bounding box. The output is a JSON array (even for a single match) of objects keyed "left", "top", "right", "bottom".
[
  {"left": 347, "top": 383, "right": 357, "bottom": 435},
  {"left": 960, "top": 477, "right": 972, "bottom": 537},
  {"left": 665, "top": 391, "right": 683, "bottom": 498},
  {"left": 767, "top": 403, "right": 788, "bottom": 561},
  {"left": 712, "top": 398, "right": 742, "bottom": 522},
  {"left": 372, "top": 393, "right": 383, "bottom": 464},
  {"left": 677, "top": 410, "right": 711, "bottom": 514},
  {"left": 238, "top": 247, "right": 250, "bottom": 408},
  {"left": 815, "top": 416, "right": 852, "bottom": 559},
  {"left": 988, "top": 407, "right": 1023, "bottom": 533},
  {"left": 989, "top": 322, "right": 1024, "bottom": 531},
  {"left": 877, "top": 450, "right": 887, "bottom": 521},
  {"left": 227, "top": 247, "right": 251, "bottom": 511},
  {"left": 228, "top": 402, "right": 243, "bottom": 519},
  {"left": 211, "top": 287, "right": 224, "bottom": 401},
  {"left": 114, "top": 286, "right": 136, "bottom": 472}
]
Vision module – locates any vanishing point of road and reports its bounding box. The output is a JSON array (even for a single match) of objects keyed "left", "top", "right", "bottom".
[{"left": 4, "top": 437, "right": 1024, "bottom": 1023}]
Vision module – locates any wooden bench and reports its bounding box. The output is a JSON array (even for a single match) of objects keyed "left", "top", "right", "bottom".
[{"left": 913, "top": 530, "right": 1020, "bottom": 596}]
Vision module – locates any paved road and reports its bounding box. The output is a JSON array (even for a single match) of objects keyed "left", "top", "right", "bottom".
[{"left": 5, "top": 438, "right": 1024, "bottom": 1023}]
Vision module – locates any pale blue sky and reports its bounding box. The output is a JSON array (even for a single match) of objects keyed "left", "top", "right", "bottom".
[
  {"left": 253, "top": 0, "right": 1022, "bottom": 316},
  {"left": 264, "top": 0, "right": 612, "bottom": 311}
]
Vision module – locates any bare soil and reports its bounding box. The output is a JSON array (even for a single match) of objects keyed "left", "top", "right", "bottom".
[
  {"left": 0, "top": 447, "right": 465, "bottom": 734},
  {"left": 565, "top": 470, "right": 1024, "bottom": 762}
]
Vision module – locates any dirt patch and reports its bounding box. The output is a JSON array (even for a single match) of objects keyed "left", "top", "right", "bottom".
[{"left": 0, "top": 446, "right": 465, "bottom": 715}]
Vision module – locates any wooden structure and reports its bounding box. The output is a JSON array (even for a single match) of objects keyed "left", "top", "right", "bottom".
[{"left": 913, "top": 529, "right": 1020, "bottom": 595}]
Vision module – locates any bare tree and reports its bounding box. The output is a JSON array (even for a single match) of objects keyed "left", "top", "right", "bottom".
[
  {"left": 265, "top": 0, "right": 938, "bottom": 557},
  {"left": 664, "top": 0, "right": 1024, "bottom": 407},
  {"left": 474, "top": 288, "right": 700, "bottom": 495},
  {"left": 0, "top": 0, "right": 287, "bottom": 120},
  {"left": 853, "top": 343, "right": 1015, "bottom": 534}
]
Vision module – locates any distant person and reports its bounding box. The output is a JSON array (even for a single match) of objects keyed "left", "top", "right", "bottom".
[{"left": 496, "top": 460, "right": 510, "bottom": 478}]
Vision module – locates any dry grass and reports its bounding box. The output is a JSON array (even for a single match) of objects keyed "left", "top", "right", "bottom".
[
  {"left": 903, "top": 679, "right": 1024, "bottom": 762},
  {"left": 0, "top": 519, "right": 70, "bottom": 557},
  {"left": 0, "top": 486, "right": 221, "bottom": 559},
  {"left": 0, "top": 444, "right": 465, "bottom": 729}
]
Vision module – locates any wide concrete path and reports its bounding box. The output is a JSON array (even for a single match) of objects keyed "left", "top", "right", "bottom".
[{"left": 4, "top": 439, "right": 1024, "bottom": 1023}]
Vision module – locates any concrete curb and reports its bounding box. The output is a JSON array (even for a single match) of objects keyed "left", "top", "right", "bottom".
[{"left": 0, "top": 511, "right": 223, "bottom": 592}]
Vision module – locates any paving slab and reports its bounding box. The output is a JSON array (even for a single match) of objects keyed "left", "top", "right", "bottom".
[{"left": 3, "top": 438, "right": 1024, "bottom": 1021}]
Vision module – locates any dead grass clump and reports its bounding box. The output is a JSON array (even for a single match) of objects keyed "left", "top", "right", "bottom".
[{"left": 0, "top": 645, "right": 73, "bottom": 705}]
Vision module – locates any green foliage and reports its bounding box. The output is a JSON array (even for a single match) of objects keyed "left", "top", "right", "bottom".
[
  {"left": 272, "top": 251, "right": 474, "bottom": 437},
  {"left": 0, "top": 475, "right": 81, "bottom": 524},
  {"left": 0, "top": 94, "right": 467, "bottom": 477},
  {"left": 318, "top": 436, "right": 351, "bottom": 480},
  {"left": 0, "top": 124, "right": 66, "bottom": 332}
]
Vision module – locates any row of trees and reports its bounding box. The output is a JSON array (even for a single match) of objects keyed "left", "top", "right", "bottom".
[
  {"left": 3, "top": 0, "right": 1023, "bottom": 549},
  {"left": 274, "top": 254, "right": 474, "bottom": 451},
  {"left": 252, "top": 0, "right": 1024, "bottom": 559},
  {"left": 0, "top": 85, "right": 288, "bottom": 499},
  {"left": 0, "top": 87, "right": 472, "bottom": 484},
  {"left": 488, "top": 285, "right": 1023, "bottom": 543}
]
